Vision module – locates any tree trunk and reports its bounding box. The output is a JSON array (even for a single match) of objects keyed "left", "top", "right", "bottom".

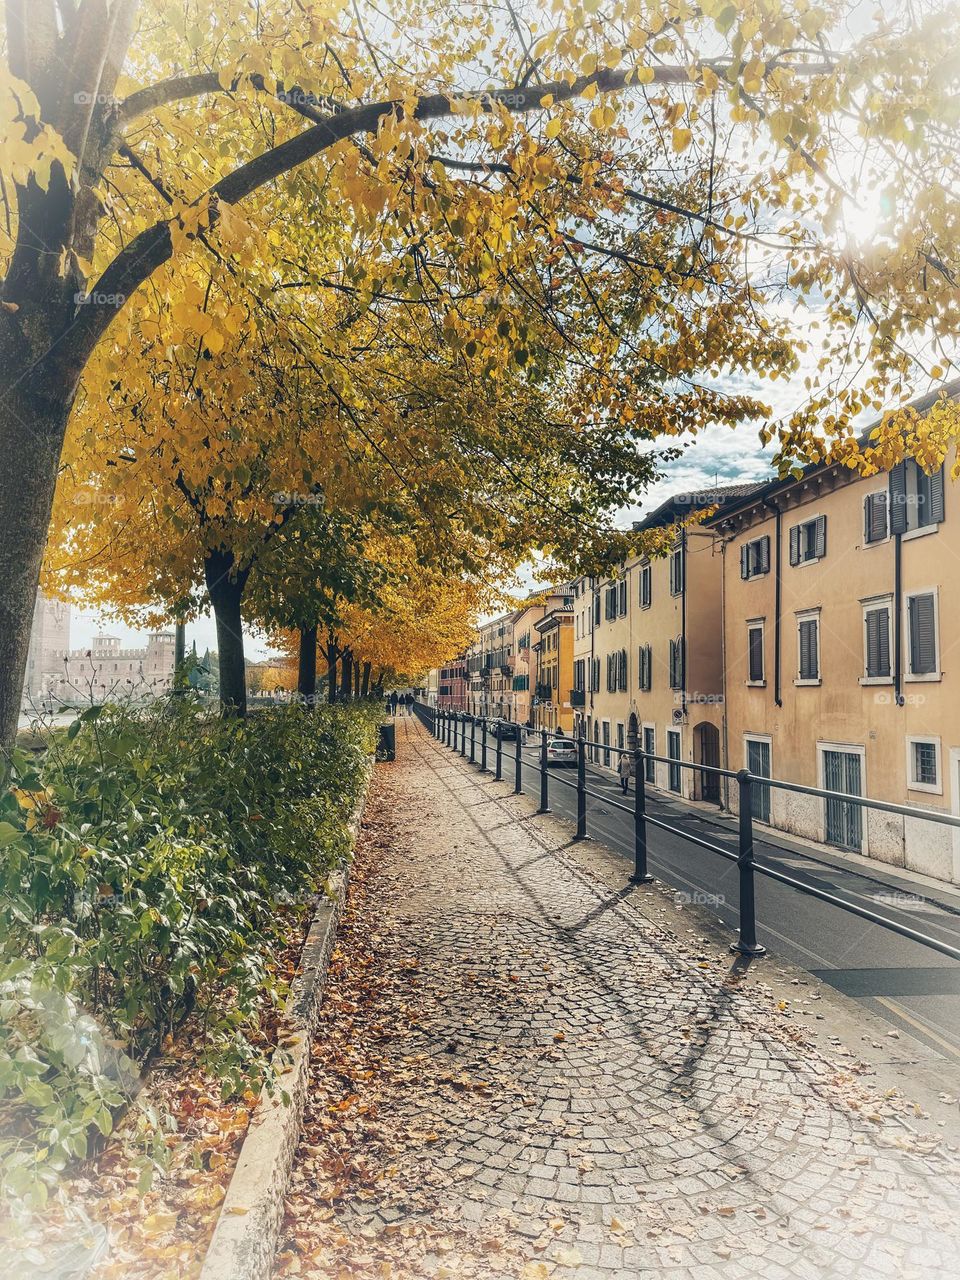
[
  {"left": 204, "top": 548, "right": 248, "bottom": 716},
  {"left": 361, "top": 662, "right": 371, "bottom": 697},
  {"left": 326, "top": 635, "right": 338, "bottom": 704},
  {"left": 339, "top": 650, "right": 353, "bottom": 702},
  {"left": 297, "top": 626, "right": 318, "bottom": 702},
  {"left": 353, "top": 661, "right": 361, "bottom": 699},
  {"left": 0, "top": 355, "right": 78, "bottom": 750}
]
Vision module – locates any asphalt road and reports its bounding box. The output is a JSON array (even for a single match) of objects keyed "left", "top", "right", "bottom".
[{"left": 433, "top": 716, "right": 960, "bottom": 1064}]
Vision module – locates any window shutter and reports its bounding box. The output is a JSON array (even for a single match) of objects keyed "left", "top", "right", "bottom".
[
  {"left": 929, "top": 466, "right": 945, "bottom": 524},
  {"left": 740, "top": 545, "right": 749, "bottom": 579},
  {"left": 789, "top": 524, "right": 801, "bottom": 566},
  {"left": 749, "top": 628, "right": 763, "bottom": 682},
  {"left": 759, "top": 536, "right": 770, "bottom": 574},
  {"left": 909, "top": 594, "right": 937, "bottom": 674},
  {"left": 865, "top": 609, "right": 887, "bottom": 678},
  {"left": 668, "top": 639, "right": 676, "bottom": 688},
  {"left": 889, "top": 464, "right": 908, "bottom": 534},
  {"left": 865, "top": 492, "right": 888, "bottom": 543},
  {"left": 799, "top": 619, "right": 818, "bottom": 680},
  {"left": 814, "top": 515, "right": 827, "bottom": 559}
]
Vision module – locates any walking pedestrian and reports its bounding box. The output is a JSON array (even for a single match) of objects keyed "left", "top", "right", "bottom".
[
  {"left": 389, "top": 691, "right": 399, "bottom": 715},
  {"left": 618, "top": 751, "right": 633, "bottom": 794}
]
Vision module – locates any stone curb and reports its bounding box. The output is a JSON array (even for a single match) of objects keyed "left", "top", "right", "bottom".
[{"left": 198, "top": 762, "right": 373, "bottom": 1280}]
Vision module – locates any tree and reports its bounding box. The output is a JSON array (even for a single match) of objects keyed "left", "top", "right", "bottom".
[{"left": 3, "top": 0, "right": 959, "bottom": 744}]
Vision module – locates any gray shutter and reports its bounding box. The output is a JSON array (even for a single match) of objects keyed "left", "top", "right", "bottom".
[
  {"left": 748, "top": 628, "right": 763, "bottom": 682},
  {"left": 799, "top": 619, "right": 818, "bottom": 679},
  {"left": 669, "top": 639, "right": 676, "bottom": 688},
  {"left": 929, "top": 466, "right": 945, "bottom": 524},
  {"left": 789, "top": 524, "right": 801, "bottom": 565},
  {"left": 866, "top": 608, "right": 889, "bottom": 677},
  {"left": 909, "top": 594, "right": 937, "bottom": 674},
  {"left": 759, "top": 535, "right": 770, "bottom": 573},
  {"left": 814, "top": 514, "right": 827, "bottom": 559},
  {"left": 889, "top": 464, "right": 908, "bottom": 534},
  {"left": 865, "top": 492, "right": 888, "bottom": 542},
  {"left": 741, "top": 545, "right": 749, "bottom": 579}
]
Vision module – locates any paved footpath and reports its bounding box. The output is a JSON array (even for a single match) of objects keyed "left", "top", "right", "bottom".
[{"left": 276, "top": 718, "right": 960, "bottom": 1280}]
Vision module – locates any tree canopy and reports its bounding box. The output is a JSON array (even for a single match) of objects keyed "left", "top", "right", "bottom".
[{"left": 2, "top": 0, "right": 959, "bottom": 737}]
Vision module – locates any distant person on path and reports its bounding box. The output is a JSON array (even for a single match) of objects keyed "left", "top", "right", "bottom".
[
  {"left": 389, "top": 691, "right": 399, "bottom": 715},
  {"left": 405, "top": 692, "right": 414, "bottom": 714},
  {"left": 618, "top": 752, "right": 633, "bottom": 794}
]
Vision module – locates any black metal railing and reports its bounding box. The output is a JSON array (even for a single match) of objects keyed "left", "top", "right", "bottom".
[{"left": 414, "top": 703, "right": 960, "bottom": 966}]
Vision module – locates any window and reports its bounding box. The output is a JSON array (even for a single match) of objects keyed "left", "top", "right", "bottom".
[
  {"left": 747, "top": 622, "right": 765, "bottom": 684},
  {"left": 862, "top": 599, "right": 892, "bottom": 681},
  {"left": 616, "top": 722, "right": 625, "bottom": 752},
  {"left": 606, "top": 649, "right": 627, "bottom": 692},
  {"left": 740, "top": 536, "right": 770, "bottom": 580},
  {"left": 602, "top": 720, "right": 611, "bottom": 767},
  {"left": 745, "top": 737, "right": 772, "bottom": 824},
  {"left": 863, "top": 491, "right": 888, "bottom": 544},
  {"left": 573, "top": 659, "right": 585, "bottom": 692},
  {"left": 638, "top": 643, "right": 652, "bottom": 691},
  {"left": 796, "top": 611, "right": 820, "bottom": 684},
  {"left": 618, "top": 578, "right": 627, "bottom": 616},
  {"left": 668, "top": 637, "right": 685, "bottom": 690},
  {"left": 669, "top": 545, "right": 685, "bottom": 596},
  {"left": 890, "top": 460, "right": 944, "bottom": 536},
  {"left": 906, "top": 591, "right": 939, "bottom": 678},
  {"left": 593, "top": 594, "right": 601, "bottom": 627},
  {"left": 642, "top": 726, "right": 656, "bottom": 782},
  {"left": 639, "top": 563, "right": 652, "bottom": 609},
  {"left": 590, "top": 656, "right": 601, "bottom": 692},
  {"left": 906, "top": 737, "right": 941, "bottom": 793},
  {"left": 666, "top": 729, "right": 682, "bottom": 793},
  {"left": 604, "top": 584, "right": 618, "bottom": 620},
  {"left": 789, "top": 515, "right": 827, "bottom": 566}
]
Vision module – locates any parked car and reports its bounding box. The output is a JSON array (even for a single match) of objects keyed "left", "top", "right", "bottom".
[
  {"left": 492, "top": 719, "right": 520, "bottom": 740},
  {"left": 546, "top": 737, "right": 577, "bottom": 767}
]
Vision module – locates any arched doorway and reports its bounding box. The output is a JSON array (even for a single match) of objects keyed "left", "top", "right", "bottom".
[
  {"left": 694, "top": 722, "right": 721, "bottom": 804},
  {"left": 627, "top": 711, "right": 639, "bottom": 752}
]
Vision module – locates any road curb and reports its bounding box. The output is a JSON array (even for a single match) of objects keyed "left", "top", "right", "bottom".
[{"left": 198, "top": 762, "right": 372, "bottom": 1280}]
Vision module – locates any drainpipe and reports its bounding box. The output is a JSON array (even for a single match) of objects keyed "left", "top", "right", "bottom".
[
  {"left": 762, "top": 497, "right": 784, "bottom": 708},
  {"left": 894, "top": 531, "right": 904, "bottom": 706},
  {"left": 720, "top": 538, "right": 730, "bottom": 813},
  {"left": 681, "top": 529, "right": 688, "bottom": 707}
]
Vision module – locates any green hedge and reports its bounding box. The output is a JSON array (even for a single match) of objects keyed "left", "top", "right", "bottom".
[{"left": 0, "top": 699, "right": 379, "bottom": 1208}]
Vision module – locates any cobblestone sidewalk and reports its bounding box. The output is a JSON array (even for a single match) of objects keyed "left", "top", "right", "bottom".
[{"left": 277, "top": 718, "right": 960, "bottom": 1280}]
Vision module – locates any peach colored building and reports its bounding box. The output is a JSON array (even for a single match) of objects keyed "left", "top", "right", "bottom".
[
  {"left": 714, "top": 381, "right": 960, "bottom": 883},
  {"left": 572, "top": 486, "right": 759, "bottom": 795}
]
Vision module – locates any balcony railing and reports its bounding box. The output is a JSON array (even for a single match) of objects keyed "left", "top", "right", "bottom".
[{"left": 570, "top": 689, "right": 586, "bottom": 707}]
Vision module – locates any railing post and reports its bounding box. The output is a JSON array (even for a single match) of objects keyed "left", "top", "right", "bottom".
[
  {"left": 480, "top": 718, "right": 489, "bottom": 772},
  {"left": 495, "top": 728, "right": 503, "bottom": 781},
  {"left": 460, "top": 713, "right": 467, "bottom": 757},
  {"left": 470, "top": 715, "right": 476, "bottom": 764},
  {"left": 574, "top": 735, "right": 587, "bottom": 840},
  {"left": 538, "top": 728, "right": 550, "bottom": 813},
  {"left": 514, "top": 728, "right": 522, "bottom": 793},
  {"left": 733, "top": 770, "right": 766, "bottom": 956},
  {"left": 631, "top": 748, "right": 653, "bottom": 884}
]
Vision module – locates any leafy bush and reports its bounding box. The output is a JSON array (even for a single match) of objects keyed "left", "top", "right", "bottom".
[{"left": 0, "top": 698, "right": 378, "bottom": 1208}]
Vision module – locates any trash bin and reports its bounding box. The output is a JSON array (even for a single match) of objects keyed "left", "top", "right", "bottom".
[{"left": 377, "top": 720, "right": 396, "bottom": 762}]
